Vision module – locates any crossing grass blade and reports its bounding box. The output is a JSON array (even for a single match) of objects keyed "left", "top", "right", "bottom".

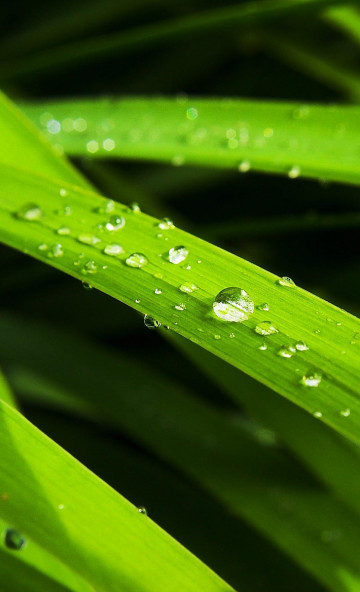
[{"left": 22, "top": 97, "right": 360, "bottom": 185}]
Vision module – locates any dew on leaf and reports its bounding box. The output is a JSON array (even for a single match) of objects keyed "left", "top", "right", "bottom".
[
  {"left": 255, "top": 321, "right": 278, "bottom": 336},
  {"left": 82, "top": 260, "right": 98, "bottom": 274},
  {"left": 278, "top": 276, "right": 295, "bottom": 287},
  {"left": 340, "top": 409, "right": 351, "bottom": 417},
  {"left": 4, "top": 528, "right": 26, "bottom": 551},
  {"left": 144, "top": 315, "right": 161, "bottom": 329},
  {"left": 179, "top": 282, "right": 198, "bottom": 293},
  {"left": 130, "top": 202, "right": 141, "bottom": 213},
  {"left": 168, "top": 246, "right": 188, "bottom": 264},
  {"left": 175, "top": 303, "right": 186, "bottom": 311},
  {"left": 296, "top": 341, "right": 309, "bottom": 351},
  {"left": 138, "top": 506, "right": 148, "bottom": 515},
  {"left": 48, "top": 244, "right": 64, "bottom": 258},
  {"left": 238, "top": 160, "right": 251, "bottom": 173},
  {"left": 213, "top": 287, "right": 254, "bottom": 322},
  {"left": 288, "top": 165, "right": 301, "bottom": 179},
  {"left": 56, "top": 226, "right": 70, "bottom": 236},
  {"left": 154, "top": 288, "right": 162, "bottom": 295},
  {"left": 77, "top": 233, "right": 101, "bottom": 246},
  {"left": 157, "top": 218, "right": 175, "bottom": 230},
  {"left": 257, "top": 302, "right": 270, "bottom": 311},
  {"left": 16, "top": 203, "right": 43, "bottom": 221},
  {"left": 300, "top": 370, "right": 322, "bottom": 387},
  {"left": 126, "top": 253, "right": 148, "bottom": 268},
  {"left": 105, "top": 215, "right": 125, "bottom": 231},
  {"left": 103, "top": 244, "right": 124, "bottom": 256}
]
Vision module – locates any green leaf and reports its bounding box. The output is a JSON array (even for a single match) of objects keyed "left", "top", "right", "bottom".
[
  {"left": 0, "top": 397, "right": 236, "bottom": 592},
  {"left": 23, "top": 97, "right": 360, "bottom": 185}
]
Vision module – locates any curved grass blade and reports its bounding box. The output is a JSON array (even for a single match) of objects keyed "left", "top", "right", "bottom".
[
  {"left": 23, "top": 97, "right": 360, "bottom": 185},
  {"left": 0, "top": 0, "right": 345, "bottom": 82},
  {"left": 1, "top": 162, "right": 360, "bottom": 447},
  {"left": 2, "top": 314, "right": 360, "bottom": 592},
  {"left": 0, "top": 397, "right": 236, "bottom": 592}
]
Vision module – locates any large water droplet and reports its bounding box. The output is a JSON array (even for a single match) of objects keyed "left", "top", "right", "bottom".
[
  {"left": 105, "top": 215, "right": 125, "bottom": 231},
  {"left": 168, "top": 246, "right": 188, "bottom": 264},
  {"left": 213, "top": 287, "right": 254, "bottom": 322},
  {"left": 4, "top": 528, "right": 26, "bottom": 551},
  {"left": 103, "top": 244, "right": 124, "bottom": 256},
  {"left": 126, "top": 253, "right": 148, "bottom": 268},
  {"left": 255, "top": 321, "right": 279, "bottom": 336},
  {"left": 278, "top": 276, "right": 295, "bottom": 287},
  {"left": 16, "top": 203, "right": 43, "bottom": 221},
  {"left": 300, "top": 370, "right": 322, "bottom": 387},
  {"left": 144, "top": 315, "right": 161, "bottom": 329}
]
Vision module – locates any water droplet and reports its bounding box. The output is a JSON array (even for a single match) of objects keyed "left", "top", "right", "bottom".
[
  {"left": 103, "top": 138, "right": 115, "bottom": 151},
  {"left": 259, "top": 343, "right": 268, "bottom": 351},
  {"left": 168, "top": 246, "right": 189, "bottom": 264},
  {"left": 257, "top": 302, "right": 269, "bottom": 312},
  {"left": 4, "top": 528, "right": 26, "bottom": 551},
  {"left": 238, "top": 160, "right": 251, "bottom": 173},
  {"left": 340, "top": 408, "right": 351, "bottom": 417},
  {"left": 179, "top": 282, "right": 198, "bottom": 293},
  {"left": 86, "top": 140, "right": 99, "bottom": 154},
  {"left": 255, "top": 321, "right": 279, "bottom": 336},
  {"left": 47, "top": 119, "right": 61, "bottom": 134},
  {"left": 288, "top": 166, "right": 301, "bottom": 179},
  {"left": 58, "top": 504, "right": 65, "bottom": 510},
  {"left": 103, "top": 244, "right": 124, "bottom": 256},
  {"left": 138, "top": 506, "right": 148, "bottom": 515},
  {"left": 82, "top": 260, "right": 98, "bottom": 274},
  {"left": 229, "top": 332, "right": 236, "bottom": 339},
  {"left": 16, "top": 203, "right": 43, "bottom": 221},
  {"left": 144, "top": 315, "right": 161, "bottom": 329},
  {"left": 300, "top": 370, "right": 322, "bottom": 387},
  {"left": 296, "top": 341, "right": 309, "bottom": 351},
  {"left": 175, "top": 303, "right": 186, "bottom": 311},
  {"left": 313, "top": 411, "right": 322, "bottom": 418},
  {"left": 56, "top": 226, "right": 70, "bottom": 236},
  {"left": 186, "top": 107, "right": 198, "bottom": 120},
  {"left": 157, "top": 218, "right": 175, "bottom": 230},
  {"left": 82, "top": 282, "right": 93, "bottom": 290},
  {"left": 59, "top": 188, "right": 67, "bottom": 197},
  {"left": 278, "top": 345, "right": 296, "bottom": 358},
  {"left": 278, "top": 276, "right": 295, "bottom": 287},
  {"left": 214, "top": 334, "right": 221, "bottom": 340},
  {"left": 213, "top": 287, "right": 254, "bottom": 322},
  {"left": 48, "top": 244, "right": 64, "bottom": 258},
  {"left": 126, "top": 253, "right": 148, "bottom": 268},
  {"left": 105, "top": 215, "right": 125, "bottom": 231},
  {"left": 77, "top": 234, "right": 101, "bottom": 246},
  {"left": 130, "top": 202, "right": 141, "bottom": 213},
  {"left": 38, "top": 243, "right": 48, "bottom": 252},
  {"left": 62, "top": 205, "right": 72, "bottom": 216},
  {"left": 154, "top": 288, "right": 162, "bottom": 295}
]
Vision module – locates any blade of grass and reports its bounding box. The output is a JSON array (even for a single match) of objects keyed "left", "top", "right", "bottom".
[
  {"left": 0, "top": 0, "right": 348, "bottom": 82},
  {"left": 0, "top": 396, "right": 237, "bottom": 592},
  {"left": 1, "top": 161, "right": 360, "bottom": 448},
  {"left": 324, "top": 5, "right": 360, "bottom": 46},
  {"left": 22, "top": 97, "right": 360, "bottom": 185},
  {"left": 3, "top": 313, "right": 360, "bottom": 592}
]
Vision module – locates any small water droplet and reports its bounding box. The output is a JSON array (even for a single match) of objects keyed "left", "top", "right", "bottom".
[
  {"left": 213, "top": 287, "right": 254, "bottom": 322},
  {"left": 257, "top": 302, "right": 270, "bottom": 311},
  {"left": 157, "top": 218, "right": 175, "bottom": 230},
  {"left": 59, "top": 188, "right": 67, "bottom": 197},
  {"left": 105, "top": 215, "right": 125, "bottom": 231},
  {"left": 86, "top": 140, "right": 99, "bottom": 153},
  {"left": 126, "top": 253, "right": 148, "bottom": 268},
  {"left": 103, "top": 138, "right": 115, "bottom": 151},
  {"left": 77, "top": 233, "right": 101, "bottom": 246},
  {"left": 4, "top": 528, "right": 26, "bottom": 551},
  {"left": 58, "top": 504, "right": 65, "bottom": 510},
  {"left": 255, "top": 321, "right": 278, "bottom": 336},
  {"left": 288, "top": 165, "right": 301, "bottom": 179},
  {"left": 179, "top": 282, "right": 198, "bottom": 293},
  {"left": 82, "top": 260, "right": 98, "bottom": 274},
  {"left": 300, "top": 370, "right": 322, "bottom": 387},
  {"left": 129, "top": 202, "right": 141, "bottom": 213},
  {"left": 278, "top": 276, "right": 295, "bottom": 287},
  {"left": 214, "top": 334, "right": 221, "bottom": 340},
  {"left": 144, "top": 315, "right": 161, "bottom": 329},
  {"left": 138, "top": 506, "right": 148, "bottom": 515},
  {"left": 313, "top": 411, "right": 322, "bottom": 418},
  {"left": 278, "top": 345, "right": 296, "bottom": 358},
  {"left": 168, "top": 246, "right": 189, "bottom": 264},
  {"left": 340, "top": 408, "right": 351, "bottom": 417},
  {"left": 186, "top": 107, "right": 198, "bottom": 120},
  {"left": 175, "top": 303, "right": 186, "bottom": 311},
  {"left": 56, "top": 226, "right": 70, "bottom": 236},
  {"left": 296, "top": 341, "right": 309, "bottom": 351},
  {"left": 259, "top": 343, "right": 267, "bottom": 351},
  {"left": 238, "top": 160, "right": 251, "bottom": 173},
  {"left": 103, "top": 244, "right": 124, "bottom": 256},
  {"left": 135, "top": 298, "right": 141, "bottom": 304},
  {"left": 38, "top": 243, "right": 48, "bottom": 252},
  {"left": 154, "top": 288, "right": 162, "bottom": 295},
  {"left": 47, "top": 119, "right": 61, "bottom": 134},
  {"left": 82, "top": 282, "right": 93, "bottom": 290},
  {"left": 48, "top": 244, "right": 64, "bottom": 258},
  {"left": 229, "top": 332, "right": 236, "bottom": 339},
  {"left": 16, "top": 203, "right": 43, "bottom": 221},
  {"left": 62, "top": 205, "right": 72, "bottom": 216}
]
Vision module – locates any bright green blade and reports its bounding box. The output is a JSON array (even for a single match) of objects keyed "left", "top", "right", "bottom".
[
  {"left": 325, "top": 5, "right": 360, "bottom": 46},
  {"left": 0, "top": 397, "right": 236, "bottom": 592},
  {"left": 1, "top": 162, "right": 360, "bottom": 447},
  {"left": 23, "top": 97, "right": 360, "bottom": 185},
  {"left": 2, "top": 313, "right": 360, "bottom": 592},
  {"left": 0, "top": 0, "right": 346, "bottom": 82}
]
